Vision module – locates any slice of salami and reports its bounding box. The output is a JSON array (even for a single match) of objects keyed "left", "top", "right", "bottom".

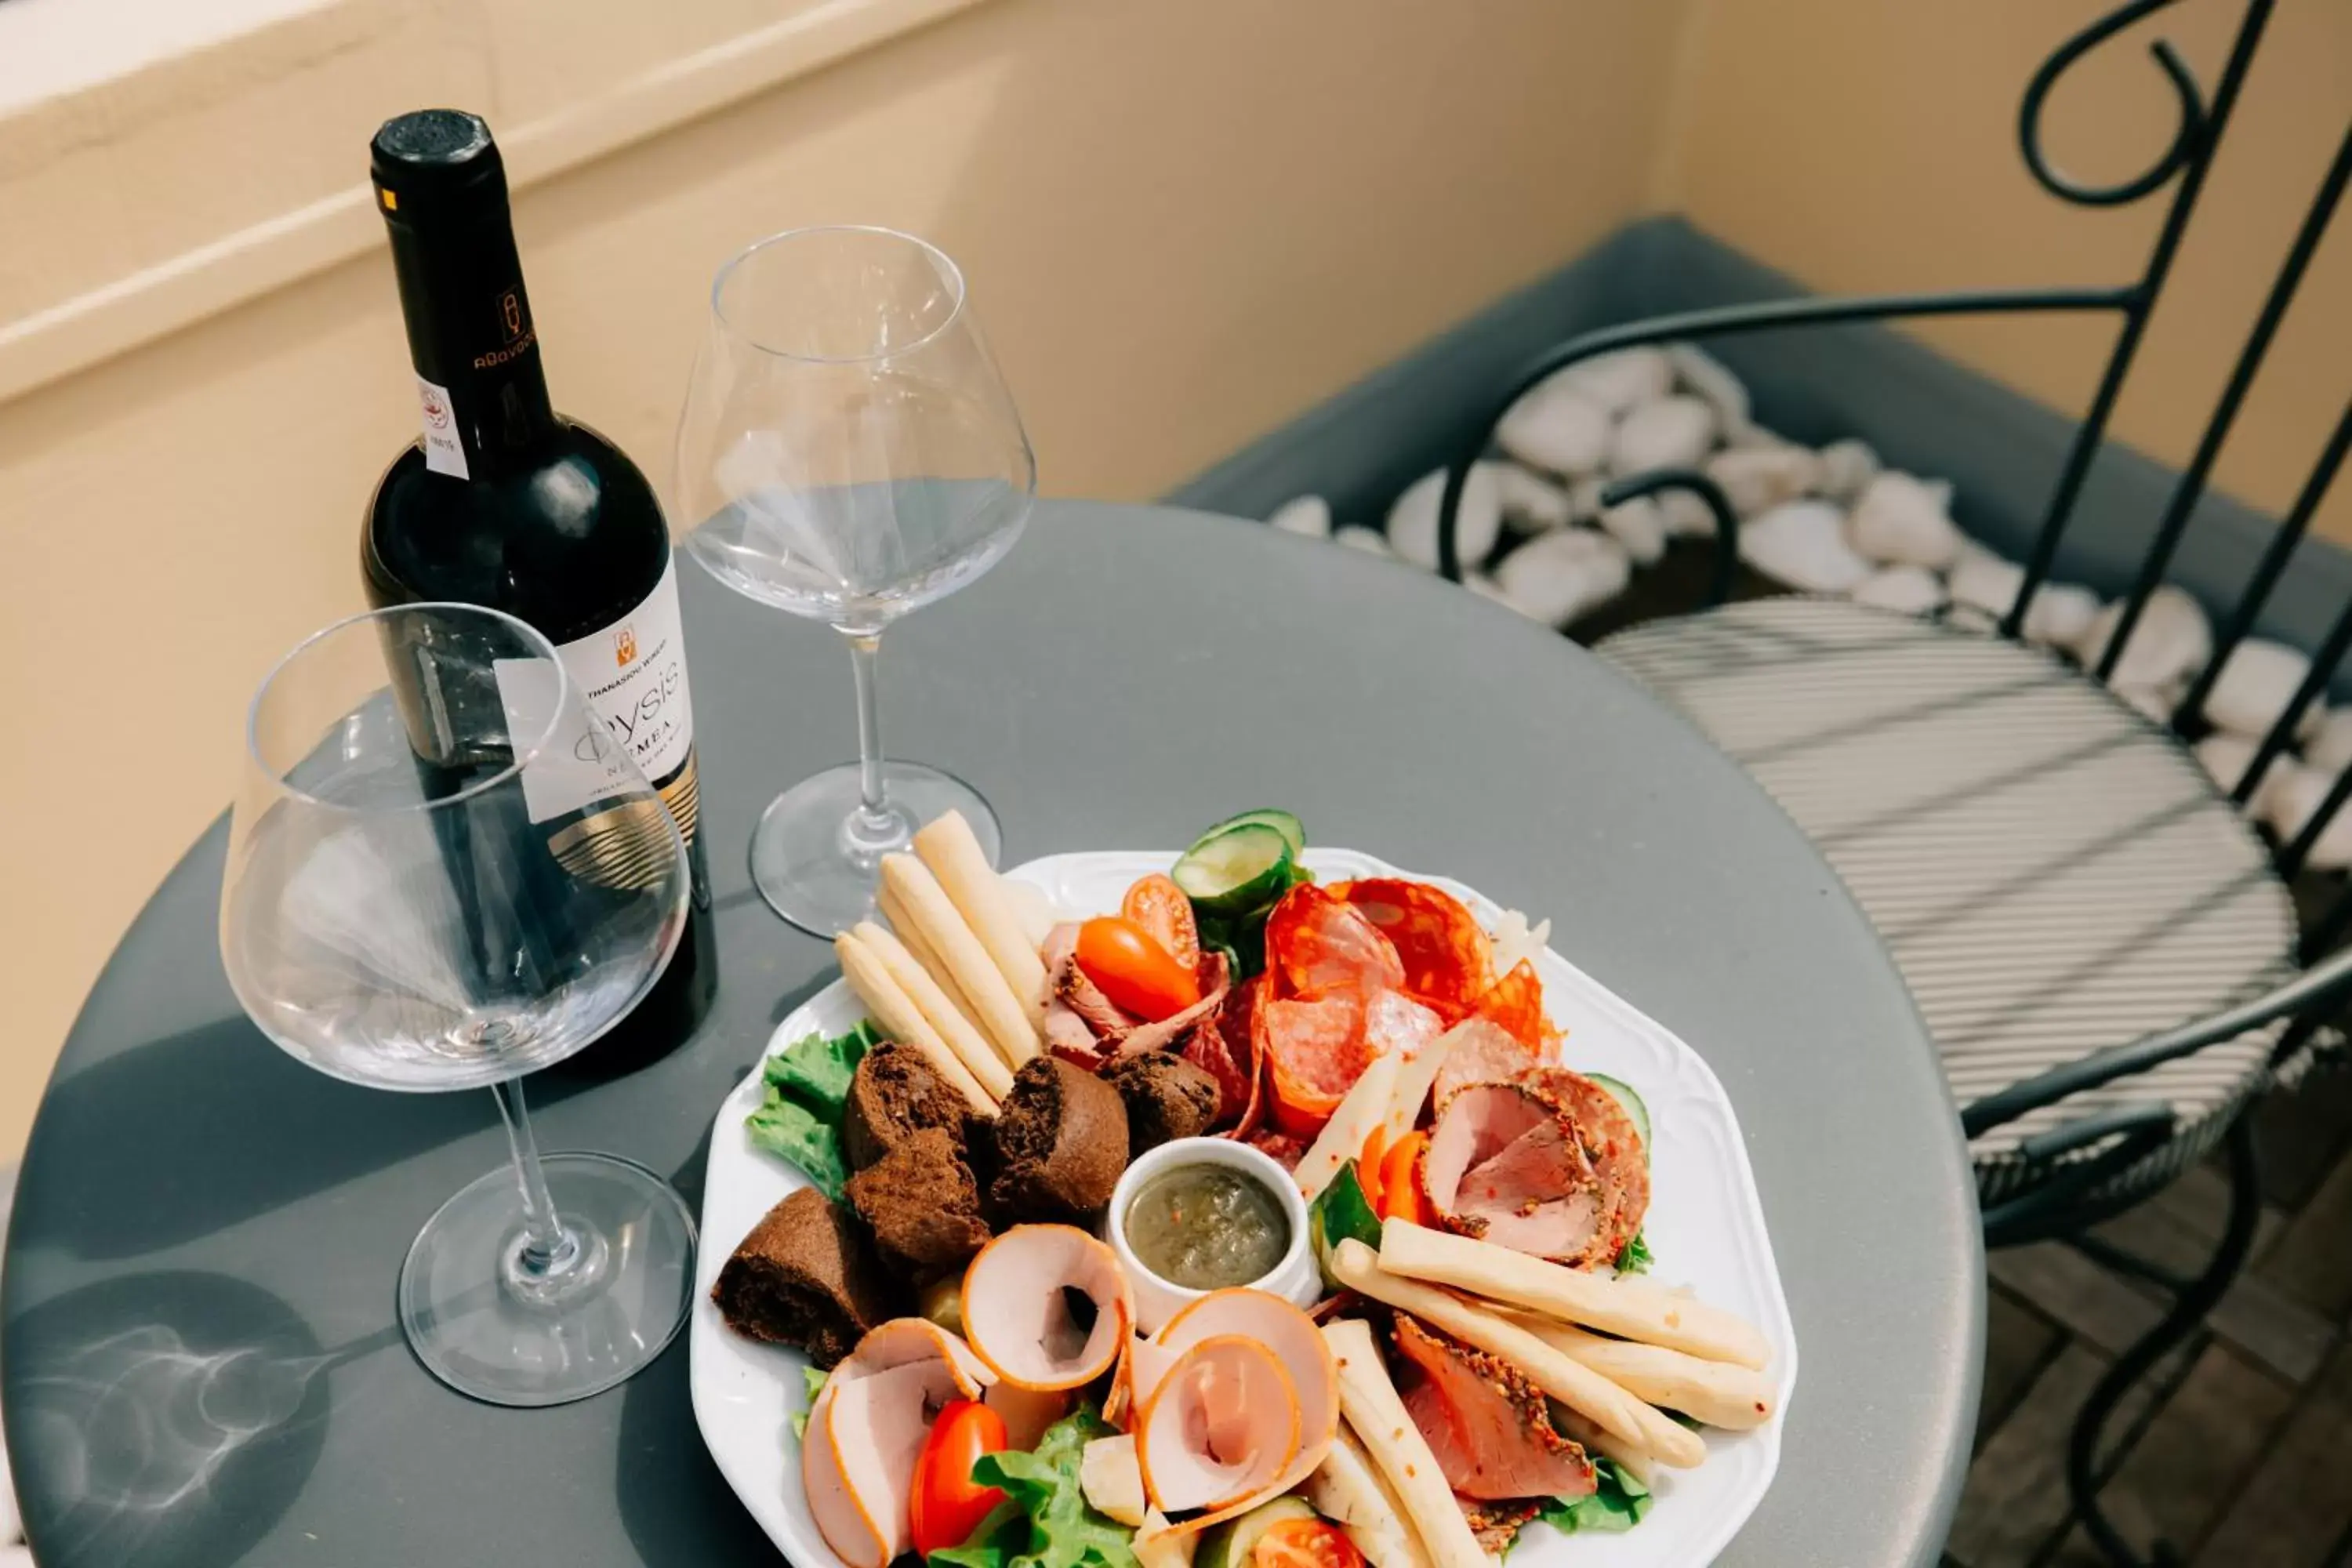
[
  {"left": 1196, "top": 974, "right": 1267, "bottom": 1136},
  {"left": 1363, "top": 988, "right": 1445, "bottom": 1061},
  {"left": 1332, "top": 879, "right": 1494, "bottom": 1018},
  {"left": 1258, "top": 989, "right": 1373, "bottom": 1137},
  {"left": 1470, "top": 960, "right": 1552, "bottom": 1054},
  {"left": 1265, "top": 885, "right": 1406, "bottom": 1000}
]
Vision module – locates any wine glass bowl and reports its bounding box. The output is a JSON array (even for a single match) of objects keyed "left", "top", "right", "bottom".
[
  {"left": 219, "top": 602, "right": 699, "bottom": 1408},
  {"left": 675, "top": 226, "right": 1035, "bottom": 934}
]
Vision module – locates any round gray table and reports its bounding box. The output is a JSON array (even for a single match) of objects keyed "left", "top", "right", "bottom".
[{"left": 2, "top": 501, "right": 1980, "bottom": 1566}]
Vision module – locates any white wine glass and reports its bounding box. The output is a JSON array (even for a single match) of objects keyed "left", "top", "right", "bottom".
[
  {"left": 219, "top": 601, "right": 697, "bottom": 1407},
  {"left": 674, "top": 224, "right": 1035, "bottom": 935}
]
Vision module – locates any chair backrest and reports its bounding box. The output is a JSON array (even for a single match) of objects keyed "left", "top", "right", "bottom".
[{"left": 1436, "top": 0, "right": 2350, "bottom": 881}]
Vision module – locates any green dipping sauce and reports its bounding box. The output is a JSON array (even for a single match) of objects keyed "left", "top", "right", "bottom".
[{"left": 1124, "top": 1163, "right": 1290, "bottom": 1290}]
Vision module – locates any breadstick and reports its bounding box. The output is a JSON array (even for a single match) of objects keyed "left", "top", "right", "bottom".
[
  {"left": 914, "top": 811, "right": 1050, "bottom": 1022},
  {"left": 1321, "top": 1318, "right": 1488, "bottom": 1568},
  {"left": 880, "top": 855, "right": 1040, "bottom": 1066},
  {"left": 1330, "top": 1241, "right": 1704, "bottom": 1468},
  {"left": 1379, "top": 1218, "right": 1769, "bottom": 1370},
  {"left": 1550, "top": 1405, "right": 1653, "bottom": 1488},
  {"left": 878, "top": 881, "right": 978, "bottom": 1029},
  {"left": 1508, "top": 1314, "right": 1777, "bottom": 1430},
  {"left": 833, "top": 932, "right": 996, "bottom": 1114},
  {"left": 851, "top": 922, "right": 1014, "bottom": 1102}
]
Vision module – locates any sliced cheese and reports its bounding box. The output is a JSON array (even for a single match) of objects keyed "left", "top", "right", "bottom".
[
  {"left": 1080, "top": 1434, "right": 1148, "bottom": 1528},
  {"left": 1294, "top": 1052, "right": 1402, "bottom": 1200}
]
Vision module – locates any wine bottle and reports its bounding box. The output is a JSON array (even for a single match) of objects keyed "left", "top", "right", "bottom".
[{"left": 361, "top": 108, "right": 713, "bottom": 1069}]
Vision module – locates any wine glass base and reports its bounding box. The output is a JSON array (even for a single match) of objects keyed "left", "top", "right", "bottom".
[
  {"left": 398, "top": 1152, "right": 695, "bottom": 1408},
  {"left": 749, "top": 759, "right": 1002, "bottom": 935}
]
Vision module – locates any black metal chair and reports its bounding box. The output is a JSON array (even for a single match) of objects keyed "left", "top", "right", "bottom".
[{"left": 1434, "top": 2, "right": 2350, "bottom": 1562}]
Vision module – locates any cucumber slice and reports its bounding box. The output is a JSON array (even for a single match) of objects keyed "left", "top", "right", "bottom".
[
  {"left": 1196, "top": 1495, "right": 1319, "bottom": 1568},
  {"left": 1588, "top": 1073, "right": 1650, "bottom": 1150},
  {"left": 1174, "top": 822, "right": 1295, "bottom": 915},
  {"left": 1197, "top": 808, "right": 1306, "bottom": 858}
]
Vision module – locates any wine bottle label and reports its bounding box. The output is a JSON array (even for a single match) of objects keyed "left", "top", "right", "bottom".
[
  {"left": 414, "top": 375, "right": 470, "bottom": 478},
  {"left": 491, "top": 555, "right": 698, "bottom": 828}
]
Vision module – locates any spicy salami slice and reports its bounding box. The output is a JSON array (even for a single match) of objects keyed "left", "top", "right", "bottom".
[
  {"left": 1332, "top": 879, "right": 1494, "bottom": 1018},
  {"left": 1265, "top": 886, "right": 1406, "bottom": 1000},
  {"left": 1258, "top": 989, "right": 1373, "bottom": 1137},
  {"left": 1470, "top": 960, "right": 1552, "bottom": 1054},
  {"left": 1363, "top": 988, "right": 1444, "bottom": 1062}
]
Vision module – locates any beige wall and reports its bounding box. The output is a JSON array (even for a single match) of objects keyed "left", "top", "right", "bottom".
[
  {"left": 0, "top": 0, "right": 1691, "bottom": 1151},
  {"left": 1664, "top": 0, "right": 2352, "bottom": 543}
]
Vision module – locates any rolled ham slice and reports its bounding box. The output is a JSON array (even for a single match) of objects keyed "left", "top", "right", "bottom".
[
  {"left": 803, "top": 1319, "right": 996, "bottom": 1568},
  {"left": 1135, "top": 1334, "right": 1301, "bottom": 1512},
  {"left": 1423, "top": 1080, "right": 1610, "bottom": 1264},
  {"left": 960, "top": 1225, "right": 1134, "bottom": 1391}
]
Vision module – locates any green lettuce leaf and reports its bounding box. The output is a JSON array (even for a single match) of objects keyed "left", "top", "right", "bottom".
[
  {"left": 745, "top": 1020, "right": 876, "bottom": 1196},
  {"left": 1535, "top": 1457, "right": 1651, "bottom": 1536},
  {"left": 929, "top": 1406, "right": 1136, "bottom": 1568},
  {"left": 1309, "top": 1160, "right": 1384, "bottom": 1289},
  {"left": 788, "top": 1364, "right": 829, "bottom": 1443},
  {"left": 1613, "top": 1232, "right": 1653, "bottom": 1275},
  {"left": 746, "top": 1092, "right": 848, "bottom": 1198}
]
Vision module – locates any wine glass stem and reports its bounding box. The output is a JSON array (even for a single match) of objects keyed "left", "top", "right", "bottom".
[
  {"left": 491, "top": 1078, "right": 577, "bottom": 1280},
  {"left": 846, "top": 631, "right": 897, "bottom": 842}
]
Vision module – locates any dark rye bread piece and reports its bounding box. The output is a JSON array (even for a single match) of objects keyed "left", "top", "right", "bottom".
[
  {"left": 710, "top": 1187, "right": 898, "bottom": 1367},
  {"left": 986, "top": 1056, "right": 1130, "bottom": 1225},
  {"left": 846, "top": 1127, "right": 993, "bottom": 1286},
  {"left": 843, "top": 1039, "right": 982, "bottom": 1173},
  {"left": 1102, "top": 1053, "right": 1221, "bottom": 1158}
]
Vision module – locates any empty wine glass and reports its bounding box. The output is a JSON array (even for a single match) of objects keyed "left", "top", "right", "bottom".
[
  {"left": 674, "top": 224, "right": 1035, "bottom": 935},
  {"left": 219, "top": 602, "right": 697, "bottom": 1407}
]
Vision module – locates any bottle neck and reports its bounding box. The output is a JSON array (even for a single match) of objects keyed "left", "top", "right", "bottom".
[{"left": 385, "top": 206, "right": 557, "bottom": 480}]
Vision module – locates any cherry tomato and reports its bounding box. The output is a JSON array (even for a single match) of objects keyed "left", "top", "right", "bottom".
[
  {"left": 1121, "top": 873, "right": 1204, "bottom": 972},
  {"left": 1378, "top": 1131, "right": 1432, "bottom": 1227},
  {"left": 1254, "top": 1517, "right": 1367, "bottom": 1568},
  {"left": 1076, "top": 916, "right": 1203, "bottom": 1022},
  {"left": 1356, "top": 1126, "right": 1389, "bottom": 1212},
  {"left": 909, "top": 1399, "right": 1009, "bottom": 1555}
]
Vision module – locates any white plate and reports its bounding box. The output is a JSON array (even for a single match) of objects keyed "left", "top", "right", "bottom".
[{"left": 690, "top": 849, "right": 1799, "bottom": 1567}]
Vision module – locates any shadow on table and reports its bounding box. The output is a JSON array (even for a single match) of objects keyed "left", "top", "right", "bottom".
[
  {"left": 6, "top": 1270, "right": 389, "bottom": 1568},
  {"left": 11, "top": 1014, "right": 604, "bottom": 1262},
  {"left": 614, "top": 1323, "right": 783, "bottom": 1565}
]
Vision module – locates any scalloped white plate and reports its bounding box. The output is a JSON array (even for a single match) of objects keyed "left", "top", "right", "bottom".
[{"left": 691, "top": 850, "right": 1798, "bottom": 1567}]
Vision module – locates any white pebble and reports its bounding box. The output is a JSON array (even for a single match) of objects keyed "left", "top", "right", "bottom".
[
  {"left": 1849, "top": 471, "right": 1965, "bottom": 569},
  {"left": 1597, "top": 495, "right": 1668, "bottom": 566},
  {"left": 1494, "top": 529, "right": 1632, "bottom": 628},
  {"left": 1923, "top": 477, "right": 1957, "bottom": 511},
  {"left": 2194, "top": 733, "right": 2289, "bottom": 818},
  {"left": 2022, "top": 583, "right": 2102, "bottom": 651},
  {"left": 1268, "top": 495, "right": 1331, "bottom": 539},
  {"left": 1334, "top": 524, "right": 1394, "bottom": 557},
  {"left": 1566, "top": 474, "right": 1608, "bottom": 525},
  {"left": 2267, "top": 765, "right": 2352, "bottom": 869},
  {"left": 1851, "top": 564, "right": 1947, "bottom": 615},
  {"left": 2307, "top": 709, "right": 2352, "bottom": 774},
  {"left": 2111, "top": 683, "right": 2179, "bottom": 723},
  {"left": 1657, "top": 487, "right": 1722, "bottom": 539},
  {"left": 1949, "top": 552, "right": 2026, "bottom": 618},
  {"left": 1555, "top": 347, "right": 1674, "bottom": 414},
  {"left": 1387, "top": 463, "right": 1504, "bottom": 572},
  {"left": 1496, "top": 381, "right": 1612, "bottom": 477},
  {"left": 2077, "top": 588, "right": 2213, "bottom": 693},
  {"left": 1816, "top": 438, "right": 1882, "bottom": 506},
  {"left": 1740, "top": 499, "right": 1872, "bottom": 594},
  {"left": 1706, "top": 445, "right": 1821, "bottom": 518},
  {"left": 1609, "top": 395, "right": 1719, "bottom": 477},
  {"left": 1667, "top": 343, "right": 1751, "bottom": 438},
  {"left": 1493, "top": 463, "right": 1575, "bottom": 532},
  {"left": 2204, "top": 637, "right": 2320, "bottom": 742}
]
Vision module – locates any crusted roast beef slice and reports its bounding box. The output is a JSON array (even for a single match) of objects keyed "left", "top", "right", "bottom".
[
  {"left": 1391, "top": 1314, "right": 1595, "bottom": 1502},
  {"left": 1459, "top": 1498, "right": 1543, "bottom": 1556},
  {"left": 1424, "top": 1080, "right": 1609, "bottom": 1264},
  {"left": 710, "top": 1187, "right": 899, "bottom": 1367},
  {"left": 842, "top": 1040, "right": 981, "bottom": 1173},
  {"left": 1523, "top": 1065, "right": 1652, "bottom": 1262},
  {"left": 1106, "top": 983, "right": 1229, "bottom": 1061},
  {"left": 844, "top": 1127, "right": 993, "bottom": 1286},
  {"left": 986, "top": 1056, "right": 1130, "bottom": 1225},
  {"left": 1429, "top": 1018, "right": 1541, "bottom": 1107}
]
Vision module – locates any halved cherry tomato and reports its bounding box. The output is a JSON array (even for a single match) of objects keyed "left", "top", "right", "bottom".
[
  {"left": 1254, "top": 1516, "right": 1367, "bottom": 1568},
  {"left": 1357, "top": 1126, "right": 1390, "bottom": 1212},
  {"left": 1121, "top": 873, "right": 1203, "bottom": 973},
  {"left": 909, "top": 1399, "right": 1010, "bottom": 1555},
  {"left": 1378, "top": 1131, "right": 1432, "bottom": 1227},
  {"left": 1076, "top": 916, "right": 1203, "bottom": 1022}
]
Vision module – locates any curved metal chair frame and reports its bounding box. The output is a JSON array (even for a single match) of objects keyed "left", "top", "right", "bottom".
[{"left": 1432, "top": 2, "right": 2350, "bottom": 1563}]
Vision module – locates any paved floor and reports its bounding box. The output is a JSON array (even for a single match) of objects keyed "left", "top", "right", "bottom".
[{"left": 1576, "top": 543, "right": 2352, "bottom": 1568}]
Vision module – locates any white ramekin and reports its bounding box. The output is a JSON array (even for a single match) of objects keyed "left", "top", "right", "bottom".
[{"left": 1102, "top": 1135, "right": 1322, "bottom": 1334}]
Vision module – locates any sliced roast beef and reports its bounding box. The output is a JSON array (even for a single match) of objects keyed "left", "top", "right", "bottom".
[
  {"left": 1459, "top": 1498, "right": 1543, "bottom": 1556},
  {"left": 1044, "top": 922, "right": 1138, "bottom": 1040},
  {"left": 1188, "top": 974, "right": 1268, "bottom": 1135},
  {"left": 1523, "top": 1065, "right": 1650, "bottom": 1265},
  {"left": 1423, "top": 1080, "right": 1610, "bottom": 1264},
  {"left": 1390, "top": 1313, "right": 1595, "bottom": 1501},
  {"left": 1430, "top": 1018, "right": 1541, "bottom": 1107}
]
